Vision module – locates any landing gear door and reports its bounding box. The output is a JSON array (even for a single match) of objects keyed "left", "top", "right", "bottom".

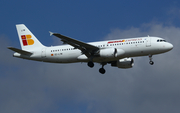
[
  {"left": 146, "top": 36, "right": 151, "bottom": 47},
  {"left": 41, "top": 48, "right": 46, "bottom": 58}
]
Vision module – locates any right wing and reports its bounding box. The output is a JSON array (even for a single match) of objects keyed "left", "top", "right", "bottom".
[{"left": 50, "top": 32, "right": 99, "bottom": 57}]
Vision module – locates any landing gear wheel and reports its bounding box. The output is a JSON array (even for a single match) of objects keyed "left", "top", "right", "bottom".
[
  {"left": 149, "top": 55, "right": 154, "bottom": 65},
  {"left": 149, "top": 61, "right": 154, "bottom": 65},
  {"left": 87, "top": 61, "right": 94, "bottom": 68},
  {"left": 99, "top": 68, "right": 106, "bottom": 74}
]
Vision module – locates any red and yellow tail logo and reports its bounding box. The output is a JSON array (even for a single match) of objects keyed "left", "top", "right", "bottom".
[{"left": 21, "top": 35, "right": 34, "bottom": 46}]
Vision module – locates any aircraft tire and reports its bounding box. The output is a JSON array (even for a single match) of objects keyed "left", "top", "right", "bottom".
[
  {"left": 99, "top": 68, "right": 106, "bottom": 74},
  {"left": 88, "top": 61, "right": 94, "bottom": 68},
  {"left": 149, "top": 61, "right": 154, "bottom": 65}
]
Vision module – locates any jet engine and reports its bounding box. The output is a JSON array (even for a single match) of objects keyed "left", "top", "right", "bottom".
[
  {"left": 99, "top": 48, "right": 125, "bottom": 58},
  {"left": 111, "top": 58, "right": 134, "bottom": 69}
]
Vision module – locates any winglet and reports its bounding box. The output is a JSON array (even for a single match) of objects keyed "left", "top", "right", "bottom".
[{"left": 49, "top": 31, "right": 54, "bottom": 36}]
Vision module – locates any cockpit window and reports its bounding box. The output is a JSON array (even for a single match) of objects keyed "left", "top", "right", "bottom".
[{"left": 157, "top": 39, "right": 166, "bottom": 42}]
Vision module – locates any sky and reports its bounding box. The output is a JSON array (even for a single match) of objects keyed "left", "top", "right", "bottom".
[{"left": 0, "top": 0, "right": 180, "bottom": 113}]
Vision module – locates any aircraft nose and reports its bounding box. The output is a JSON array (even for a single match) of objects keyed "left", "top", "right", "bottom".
[
  {"left": 158, "top": 42, "right": 173, "bottom": 53},
  {"left": 167, "top": 43, "right": 173, "bottom": 50},
  {"left": 164, "top": 43, "right": 173, "bottom": 51}
]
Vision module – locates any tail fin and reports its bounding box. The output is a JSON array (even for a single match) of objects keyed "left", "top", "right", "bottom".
[{"left": 16, "top": 24, "right": 45, "bottom": 50}]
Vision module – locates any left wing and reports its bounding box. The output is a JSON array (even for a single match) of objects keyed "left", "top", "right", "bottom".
[{"left": 50, "top": 32, "right": 99, "bottom": 57}]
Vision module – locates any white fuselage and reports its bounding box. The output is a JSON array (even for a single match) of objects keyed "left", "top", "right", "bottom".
[
  {"left": 14, "top": 36, "right": 173, "bottom": 63},
  {"left": 9, "top": 24, "right": 173, "bottom": 74}
]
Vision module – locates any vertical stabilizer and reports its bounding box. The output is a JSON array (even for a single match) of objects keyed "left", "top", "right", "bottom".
[{"left": 16, "top": 24, "right": 45, "bottom": 50}]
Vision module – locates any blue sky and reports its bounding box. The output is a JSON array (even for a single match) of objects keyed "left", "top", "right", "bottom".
[
  {"left": 1, "top": 0, "right": 180, "bottom": 113},
  {"left": 1, "top": 0, "right": 180, "bottom": 44}
]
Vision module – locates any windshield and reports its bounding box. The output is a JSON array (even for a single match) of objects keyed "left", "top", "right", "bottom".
[{"left": 157, "top": 39, "right": 166, "bottom": 42}]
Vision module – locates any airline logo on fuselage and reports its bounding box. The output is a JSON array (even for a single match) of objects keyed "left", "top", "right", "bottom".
[
  {"left": 107, "top": 38, "right": 143, "bottom": 44},
  {"left": 21, "top": 35, "right": 34, "bottom": 46},
  {"left": 108, "top": 40, "right": 125, "bottom": 44}
]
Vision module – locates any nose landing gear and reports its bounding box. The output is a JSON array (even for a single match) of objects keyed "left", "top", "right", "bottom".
[
  {"left": 149, "top": 61, "right": 154, "bottom": 65},
  {"left": 149, "top": 55, "right": 154, "bottom": 65}
]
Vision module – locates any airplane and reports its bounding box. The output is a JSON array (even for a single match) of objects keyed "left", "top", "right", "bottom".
[{"left": 8, "top": 24, "right": 173, "bottom": 74}]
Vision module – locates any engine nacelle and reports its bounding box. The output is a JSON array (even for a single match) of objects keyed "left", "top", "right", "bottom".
[
  {"left": 99, "top": 48, "right": 125, "bottom": 58},
  {"left": 111, "top": 58, "right": 134, "bottom": 69}
]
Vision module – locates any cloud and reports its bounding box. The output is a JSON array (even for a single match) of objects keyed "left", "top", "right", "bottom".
[
  {"left": 1, "top": 23, "right": 180, "bottom": 113},
  {"left": 102, "top": 23, "right": 180, "bottom": 112}
]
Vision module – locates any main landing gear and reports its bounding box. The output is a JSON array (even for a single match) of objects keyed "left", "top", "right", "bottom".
[
  {"left": 87, "top": 61, "right": 106, "bottom": 74},
  {"left": 87, "top": 61, "right": 94, "bottom": 68},
  {"left": 99, "top": 63, "right": 106, "bottom": 74},
  {"left": 149, "top": 55, "right": 154, "bottom": 65}
]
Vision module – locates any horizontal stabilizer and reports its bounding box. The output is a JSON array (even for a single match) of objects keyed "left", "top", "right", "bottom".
[{"left": 8, "top": 47, "right": 33, "bottom": 55}]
